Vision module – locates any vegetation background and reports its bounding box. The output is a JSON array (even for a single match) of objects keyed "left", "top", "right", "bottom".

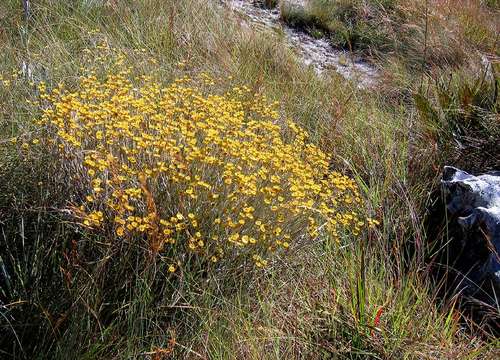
[{"left": 0, "top": 0, "right": 499, "bottom": 359}]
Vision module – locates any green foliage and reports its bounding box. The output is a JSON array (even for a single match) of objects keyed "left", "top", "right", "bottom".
[
  {"left": 0, "top": 143, "right": 72, "bottom": 358},
  {"left": 415, "top": 65, "right": 500, "bottom": 172},
  {"left": 281, "top": 0, "right": 400, "bottom": 52},
  {"left": 185, "top": 240, "right": 497, "bottom": 359},
  {"left": 280, "top": 0, "right": 497, "bottom": 72},
  {"left": 484, "top": 0, "right": 500, "bottom": 9},
  {"left": 261, "top": 0, "right": 279, "bottom": 9},
  {"left": 280, "top": 3, "right": 316, "bottom": 29}
]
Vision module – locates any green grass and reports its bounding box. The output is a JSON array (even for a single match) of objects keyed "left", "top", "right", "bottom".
[
  {"left": 259, "top": 0, "right": 280, "bottom": 9},
  {"left": 0, "top": 0, "right": 499, "bottom": 359},
  {"left": 189, "top": 242, "right": 494, "bottom": 359},
  {"left": 280, "top": 0, "right": 498, "bottom": 70},
  {"left": 281, "top": 0, "right": 397, "bottom": 53},
  {"left": 415, "top": 64, "right": 500, "bottom": 173}
]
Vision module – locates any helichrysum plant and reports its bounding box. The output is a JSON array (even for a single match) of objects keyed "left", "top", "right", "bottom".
[{"left": 23, "top": 49, "right": 370, "bottom": 273}]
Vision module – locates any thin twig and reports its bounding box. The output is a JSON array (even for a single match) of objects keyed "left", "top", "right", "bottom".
[{"left": 419, "top": 0, "right": 429, "bottom": 89}]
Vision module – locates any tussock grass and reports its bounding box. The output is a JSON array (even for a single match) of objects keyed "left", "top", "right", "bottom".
[
  {"left": 415, "top": 63, "right": 500, "bottom": 172},
  {"left": 280, "top": 0, "right": 499, "bottom": 70},
  {"left": 281, "top": 0, "right": 398, "bottom": 53},
  {"left": 189, "top": 241, "right": 497, "bottom": 359},
  {"left": 0, "top": 0, "right": 498, "bottom": 359},
  {"left": 259, "top": 0, "right": 280, "bottom": 9}
]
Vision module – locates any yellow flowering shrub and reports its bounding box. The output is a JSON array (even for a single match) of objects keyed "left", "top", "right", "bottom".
[{"left": 34, "top": 59, "right": 367, "bottom": 270}]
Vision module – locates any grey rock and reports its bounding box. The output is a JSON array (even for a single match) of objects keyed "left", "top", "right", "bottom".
[{"left": 442, "top": 166, "right": 500, "bottom": 291}]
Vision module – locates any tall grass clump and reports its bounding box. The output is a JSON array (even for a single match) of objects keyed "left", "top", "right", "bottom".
[
  {"left": 313, "top": 0, "right": 396, "bottom": 52},
  {"left": 259, "top": 0, "right": 279, "bottom": 9},
  {"left": 187, "top": 239, "right": 498, "bottom": 359},
  {"left": 415, "top": 63, "right": 500, "bottom": 173},
  {"left": 281, "top": 0, "right": 400, "bottom": 53}
]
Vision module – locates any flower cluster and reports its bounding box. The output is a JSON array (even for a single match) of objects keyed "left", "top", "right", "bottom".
[{"left": 35, "top": 59, "right": 366, "bottom": 270}]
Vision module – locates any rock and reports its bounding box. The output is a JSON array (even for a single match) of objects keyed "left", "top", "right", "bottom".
[{"left": 441, "top": 166, "right": 500, "bottom": 294}]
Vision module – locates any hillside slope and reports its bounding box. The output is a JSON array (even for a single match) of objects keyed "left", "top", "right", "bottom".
[{"left": 0, "top": 0, "right": 498, "bottom": 359}]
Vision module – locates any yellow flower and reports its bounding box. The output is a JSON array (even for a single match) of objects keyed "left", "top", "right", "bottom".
[{"left": 36, "top": 57, "right": 364, "bottom": 270}]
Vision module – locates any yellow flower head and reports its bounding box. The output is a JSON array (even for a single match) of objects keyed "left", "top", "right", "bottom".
[{"left": 38, "top": 53, "right": 365, "bottom": 269}]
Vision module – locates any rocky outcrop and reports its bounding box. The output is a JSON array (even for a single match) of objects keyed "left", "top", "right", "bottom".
[{"left": 441, "top": 166, "right": 500, "bottom": 294}]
